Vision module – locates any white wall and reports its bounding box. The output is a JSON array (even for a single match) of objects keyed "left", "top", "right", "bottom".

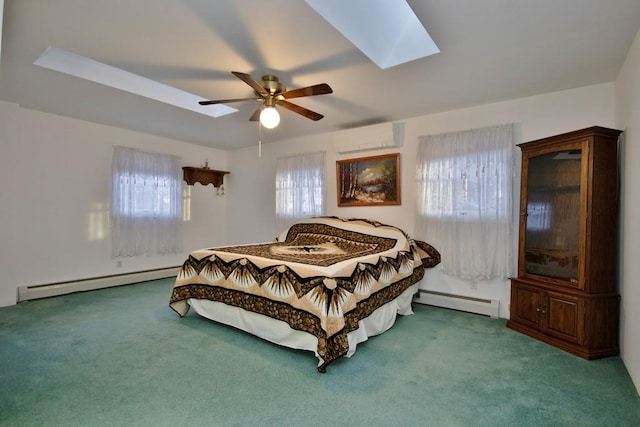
[
  {"left": 0, "top": 102, "right": 19, "bottom": 307},
  {"left": 228, "top": 82, "right": 616, "bottom": 319},
  {"left": 0, "top": 102, "right": 229, "bottom": 307},
  {"left": 616, "top": 27, "right": 640, "bottom": 394}
]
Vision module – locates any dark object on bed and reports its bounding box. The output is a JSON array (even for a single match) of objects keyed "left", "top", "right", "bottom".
[{"left": 170, "top": 217, "right": 440, "bottom": 372}]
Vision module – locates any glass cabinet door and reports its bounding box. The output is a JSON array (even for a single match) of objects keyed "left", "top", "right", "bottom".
[{"left": 524, "top": 148, "right": 581, "bottom": 282}]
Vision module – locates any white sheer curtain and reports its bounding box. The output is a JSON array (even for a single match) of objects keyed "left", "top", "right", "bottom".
[
  {"left": 275, "top": 151, "right": 326, "bottom": 232},
  {"left": 111, "top": 146, "right": 183, "bottom": 257},
  {"left": 416, "top": 124, "right": 515, "bottom": 279}
]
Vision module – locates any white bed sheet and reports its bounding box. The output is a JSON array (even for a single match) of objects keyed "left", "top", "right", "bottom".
[{"left": 188, "top": 282, "right": 419, "bottom": 366}]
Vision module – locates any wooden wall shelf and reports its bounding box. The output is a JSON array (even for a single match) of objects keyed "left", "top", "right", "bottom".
[{"left": 182, "top": 167, "right": 229, "bottom": 188}]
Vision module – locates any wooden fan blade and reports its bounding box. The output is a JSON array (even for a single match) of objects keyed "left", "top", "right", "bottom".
[
  {"left": 249, "top": 104, "right": 264, "bottom": 121},
  {"left": 199, "top": 97, "right": 260, "bottom": 105},
  {"left": 281, "top": 83, "right": 332, "bottom": 99},
  {"left": 232, "top": 71, "right": 268, "bottom": 95},
  {"left": 279, "top": 100, "right": 324, "bottom": 121}
]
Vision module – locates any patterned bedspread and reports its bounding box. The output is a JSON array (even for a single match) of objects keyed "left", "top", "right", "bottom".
[{"left": 170, "top": 217, "right": 440, "bottom": 371}]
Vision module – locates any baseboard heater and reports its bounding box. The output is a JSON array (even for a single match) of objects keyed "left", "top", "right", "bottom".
[
  {"left": 17, "top": 266, "right": 181, "bottom": 303},
  {"left": 414, "top": 290, "right": 500, "bottom": 318}
]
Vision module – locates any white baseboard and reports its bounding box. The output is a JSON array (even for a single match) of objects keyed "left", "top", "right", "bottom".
[
  {"left": 17, "top": 267, "right": 180, "bottom": 303},
  {"left": 414, "top": 290, "right": 500, "bottom": 318}
]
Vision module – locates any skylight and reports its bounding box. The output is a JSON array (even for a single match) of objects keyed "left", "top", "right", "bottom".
[
  {"left": 33, "top": 47, "right": 237, "bottom": 118},
  {"left": 305, "top": 0, "right": 439, "bottom": 69}
]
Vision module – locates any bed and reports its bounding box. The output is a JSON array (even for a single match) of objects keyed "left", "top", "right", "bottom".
[{"left": 169, "top": 216, "right": 440, "bottom": 372}]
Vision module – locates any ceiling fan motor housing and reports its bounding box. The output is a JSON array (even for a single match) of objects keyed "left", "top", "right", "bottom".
[{"left": 260, "top": 75, "right": 286, "bottom": 95}]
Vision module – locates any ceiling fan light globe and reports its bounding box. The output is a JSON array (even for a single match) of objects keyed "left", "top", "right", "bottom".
[{"left": 260, "top": 107, "right": 280, "bottom": 129}]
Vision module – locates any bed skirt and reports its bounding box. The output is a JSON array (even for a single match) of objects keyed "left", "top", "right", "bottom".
[{"left": 187, "top": 282, "right": 419, "bottom": 368}]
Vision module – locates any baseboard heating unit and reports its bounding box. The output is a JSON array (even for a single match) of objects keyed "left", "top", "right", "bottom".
[
  {"left": 414, "top": 290, "right": 500, "bottom": 318},
  {"left": 17, "top": 266, "right": 180, "bottom": 303}
]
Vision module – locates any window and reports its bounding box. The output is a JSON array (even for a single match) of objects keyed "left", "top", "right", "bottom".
[
  {"left": 111, "top": 146, "right": 183, "bottom": 257},
  {"left": 417, "top": 148, "right": 508, "bottom": 221},
  {"left": 275, "top": 152, "right": 326, "bottom": 231},
  {"left": 114, "top": 172, "right": 176, "bottom": 218},
  {"left": 416, "top": 124, "right": 515, "bottom": 279}
]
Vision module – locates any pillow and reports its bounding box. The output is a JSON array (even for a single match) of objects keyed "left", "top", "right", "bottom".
[{"left": 413, "top": 240, "right": 441, "bottom": 268}]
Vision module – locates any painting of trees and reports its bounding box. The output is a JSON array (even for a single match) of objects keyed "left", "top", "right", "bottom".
[{"left": 336, "top": 153, "right": 400, "bottom": 206}]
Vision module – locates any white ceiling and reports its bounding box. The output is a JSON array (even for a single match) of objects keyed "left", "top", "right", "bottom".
[{"left": 1, "top": 0, "right": 639, "bottom": 150}]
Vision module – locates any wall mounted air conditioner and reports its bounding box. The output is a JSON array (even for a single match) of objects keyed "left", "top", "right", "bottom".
[{"left": 333, "top": 122, "right": 405, "bottom": 154}]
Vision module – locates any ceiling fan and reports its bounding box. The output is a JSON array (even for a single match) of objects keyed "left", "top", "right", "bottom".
[{"left": 199, "top": 71, "right": 333, "bottom": 129}]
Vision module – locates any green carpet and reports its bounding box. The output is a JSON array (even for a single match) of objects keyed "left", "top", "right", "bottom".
[{"left": 1, "top": 278, "right": 639, "bottom": 426}]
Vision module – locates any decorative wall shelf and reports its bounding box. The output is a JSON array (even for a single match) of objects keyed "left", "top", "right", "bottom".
[{"left": 182, "top": 167, "right": 229, "bottom": 188}]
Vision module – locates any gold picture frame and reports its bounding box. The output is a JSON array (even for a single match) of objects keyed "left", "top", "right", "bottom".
[{"left": 336, "top": 153, "right": 401, "bottom": 207}]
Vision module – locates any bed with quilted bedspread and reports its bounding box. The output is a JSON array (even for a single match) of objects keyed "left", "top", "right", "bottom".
[{"left": 169, "top": 216, "right": 440, "bottom": 372}]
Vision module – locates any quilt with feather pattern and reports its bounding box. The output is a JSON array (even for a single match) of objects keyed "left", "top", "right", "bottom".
[{"left": 169, "top": 216, "right": 440, "bottom": 372}]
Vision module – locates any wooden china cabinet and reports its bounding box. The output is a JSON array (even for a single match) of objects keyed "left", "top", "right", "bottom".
[{"left": 507, "top": 126, "right": 622, "bottom": 359}]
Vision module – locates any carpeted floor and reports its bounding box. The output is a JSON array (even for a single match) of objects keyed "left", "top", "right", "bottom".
[{"left": 1, "top": 278, "right": 639, "bottom": 426}]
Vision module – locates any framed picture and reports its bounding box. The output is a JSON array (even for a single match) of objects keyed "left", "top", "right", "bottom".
[{"left": 336, "top": 153, "right": 401, "bottom": 207}]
